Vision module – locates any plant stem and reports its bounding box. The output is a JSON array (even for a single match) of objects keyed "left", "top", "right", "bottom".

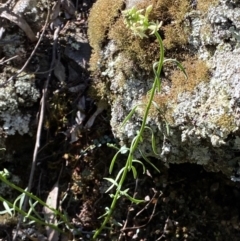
[
  {"left": 0, "top": 196, "right": 63, "bottom": 233},
  {"left": 93, "top": 32, "right": 164, "bottom": 240}
]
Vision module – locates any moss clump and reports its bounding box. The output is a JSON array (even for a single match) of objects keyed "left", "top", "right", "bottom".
[
  {"left": 214, "top": 114, "right": 236, "bottom": 133},
  {"left": 88, "top": 0, "right": 124, "bottom": 71},
  {"left": 88, "top": 0, "right": 197, "bottom": 102},
  {"left": 170, "top": 57, "right": 209, "bottom": 95},
  {"left": 108, "top": 17, "right": 159, "bottom": 71},
  {"left": 108, "top": 0, "right": 190, "bottom": 72},
  {"left": 88, "top": 0, "right": 123, "bottom": 51},
  {"left": 154, "top": 0, "right": 190, "bottom": 49},
  {"left": 197, "top": 0, "right": 219, "bottom": 12},
  {"left": 141, "top": 56, "right": 210, "bottom": 122}
]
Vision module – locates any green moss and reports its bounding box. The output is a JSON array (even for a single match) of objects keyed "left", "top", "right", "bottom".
[
  {"left": 108, "top": 0, "right": 191, "bottom": 71},
  {"left": 88, "top": 0, "right": 124, "bottom": 71},
  {"left": 108, "top": 17, "right": 159, "bottom": 71},
  {"left": 88, "top": 0, "right": 191, "bottom": 73},
  {"left": 141, "top": 56, "right": 210, "bottom": 122},
  {"left": 88, "top": 0, "right": 124, "bottom": 51},
  {"left": 88, "top": 0, "right": 195, "bottom": 102},
  {"left": 88, "top": 78, "right": 111, "bottom": 101}
]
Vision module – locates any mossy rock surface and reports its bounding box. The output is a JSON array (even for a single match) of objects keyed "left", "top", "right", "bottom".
[{"left": 88, "top": 0, "right": 240, "bottom": 179}]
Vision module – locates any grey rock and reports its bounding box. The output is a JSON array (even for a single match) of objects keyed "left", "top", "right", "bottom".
[{"left": 89, "top": 0, "right": 240, "bottom": 178}]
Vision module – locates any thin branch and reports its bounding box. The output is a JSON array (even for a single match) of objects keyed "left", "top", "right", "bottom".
[
  {"left": 29, "top": 25, "right": 60, "bottom": 200},
  {"left": 0, "top": 55, "right": 18, "bottom": 65},
  {"left": 120, "top": 189, "right": 162, "bottom": 232},
  {"left": 12, "top": 3, "right": 51, "bottom": 239},
  {"left": 118, "top": 179, "right": 139, "bottom": 241}
]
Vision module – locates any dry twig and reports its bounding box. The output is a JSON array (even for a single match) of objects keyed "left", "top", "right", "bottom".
[
  {"left": 12, "top": 2, "right": 52, "bottom": 239},
  {"left": 29, "top": 25, "right": 61, "bottom": 200},
  {"left": 0, "top": 55, "right": 18, "bottom": 65},
  {"left": 120, "top": 189, "right": 162, "bottom": 232}
]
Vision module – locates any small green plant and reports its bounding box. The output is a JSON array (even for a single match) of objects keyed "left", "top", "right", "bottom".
[
  {"left": 93, "top": 5, "right": 187, "bottom": 240},
  {"left": 0, "top": 169, "right": 73, "bottom": 233}
]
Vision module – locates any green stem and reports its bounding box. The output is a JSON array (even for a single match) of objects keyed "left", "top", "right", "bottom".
[
  {"left": 0, "top": 175, "right": 73, "bottom": 229},
  {"left": 0, "top": 196, "right": 63, "bottom": 233},
  {"left": 93, "top": 32, "right": 164, "bottom": 240}
]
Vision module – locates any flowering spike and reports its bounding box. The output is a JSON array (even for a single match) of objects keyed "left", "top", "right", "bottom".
[{"left": 123, "top": 5, "right": 162, "bottom": 39}]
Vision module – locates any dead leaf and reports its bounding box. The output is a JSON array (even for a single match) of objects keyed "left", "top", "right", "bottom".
[
  {"left": 61, "top": 0, "right": 76, "bottom": 16},
  {"left": 43, "top": 167, "right": 63, "bottom": 241},
  {"left": 84, "top": 100, "right": 108, "bottom": 129},
  {"left": 0, "top": 9, "right": 37, "bottom": 42},
  {"left": 50, "top": 0, "right": 61, "bottom": 22}
]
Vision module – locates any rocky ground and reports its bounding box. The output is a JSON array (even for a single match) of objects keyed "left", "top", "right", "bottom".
[{"left": 0, "top": 0, "right": 240, "bottom": 241}]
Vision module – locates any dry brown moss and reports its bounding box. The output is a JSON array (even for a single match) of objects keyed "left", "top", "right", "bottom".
[
  {"left": 88, "top": 0, "right": 124, "bottom": 72},
  {"left": 88, "top": 0, "right": 191, "bottom": 71},
  {"left": 108, "top": 17, "right": 159, "bottom": 71},
  {"left": 170, "top": 57, "right": 209, "bottom": 95},
  {"left": 197, "top": 0, "right": 219, "bottom": 12},
  {"left": 141, "top": 93, "right": 175, "bottom": 124},
  {"left": 214, "top": 114, "right": 236, "bottom": 132},
  {"left": 141, "top": 56, "right": 210, "bottom": 121},
  {"left": 154, "top": 0, "right": 190, "bottom": 49},
  {"left": 108, "top": 0, "right": 191, "bottom": 71},
  {"left": 88, "top": 0, "right": 124, "bottom": 51}
]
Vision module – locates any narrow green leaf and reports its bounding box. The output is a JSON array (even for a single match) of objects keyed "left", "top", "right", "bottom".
[
  {"left": 120, "top": 145, "right": 130, "bottom": 154},
  {"left": 103, "top": 178, "right": 119, "bottom": 189},
  {"left": 19, "top": 191, "right": 26, "bottom": 209},
  {"left": 0, "top": 210, "right": 9, "bottom": 215},
  {"left": 98, "top": 209, "right": 110, "bottom": 219},
  {"left": 120, "top": 188, "right": 130, "bottom": 196},
  {"left": 127, "top": 154, "right": 133, "bottom": 171},
  {"left": 13, "top": 192, "right": 25, "bottom": 217},
  {"left": 2, "top": 201, "right": 13, "bottom": 216},
  {"left": 144, "top": 126, "right": 160, "bottom": 155},
  {"left": 106, "top": 143, "right": 119, "bottom": 150},
  {"left": 131, "top": 166, "right": 137, "bottom": 179},
  {"left": 109, "top": 150, "right": 121, "bottom": 174},
  {"left": 28, "top": 200, "right": 42, "bottom": 220},
  {"left": 163, "top": 59, "right": 188, "bottom": 79},
  {"left": 120, "top": 104, "right": 144, "bottom": 128},
  {"left": 153, "top": 62, "right": 161, "bottom": 91},
  {"left": 151, "top": 100, "right": 161, "bottom": 112},
  {"left": 105, "top": 167, "right": 125, "bottom": 193},
  {"left": 132, "top": 159, "right": 146, "bottom": 174},
  {"left": 109, "top": 146, "right": 129, "bottom": 174},
  {"left": 123, "top": 193, "right": 145, "bottom": 204},
  {"left": 139, "top": 149, "right": 160, "bottom": 173}
]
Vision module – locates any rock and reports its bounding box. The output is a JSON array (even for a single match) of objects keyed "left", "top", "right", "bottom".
[
  {"left": 0, "top": 67, "right": 39, "bottom": 135},
  {"left": 88, "top": 0, "right": 240, "bottom": 178}
]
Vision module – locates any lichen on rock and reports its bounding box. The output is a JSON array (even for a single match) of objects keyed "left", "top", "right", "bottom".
[
  {"left": 0, "top": 67, "right": 39, "bottom": 135},
  {"left": 88, "top": 0, "right": 240, "bottom": 178}
]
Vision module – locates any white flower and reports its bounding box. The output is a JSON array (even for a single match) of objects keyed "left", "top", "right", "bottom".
[{"left": 123, "top": 5, "right": 162, "bottom": 39}]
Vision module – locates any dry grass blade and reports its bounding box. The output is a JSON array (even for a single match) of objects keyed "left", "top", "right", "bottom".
[
  {"left": 43, "top": 181, "right": 60, "bottom": 241},
  {"left": 43, "top": 165, "right": 63, "bottom": 241}
]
